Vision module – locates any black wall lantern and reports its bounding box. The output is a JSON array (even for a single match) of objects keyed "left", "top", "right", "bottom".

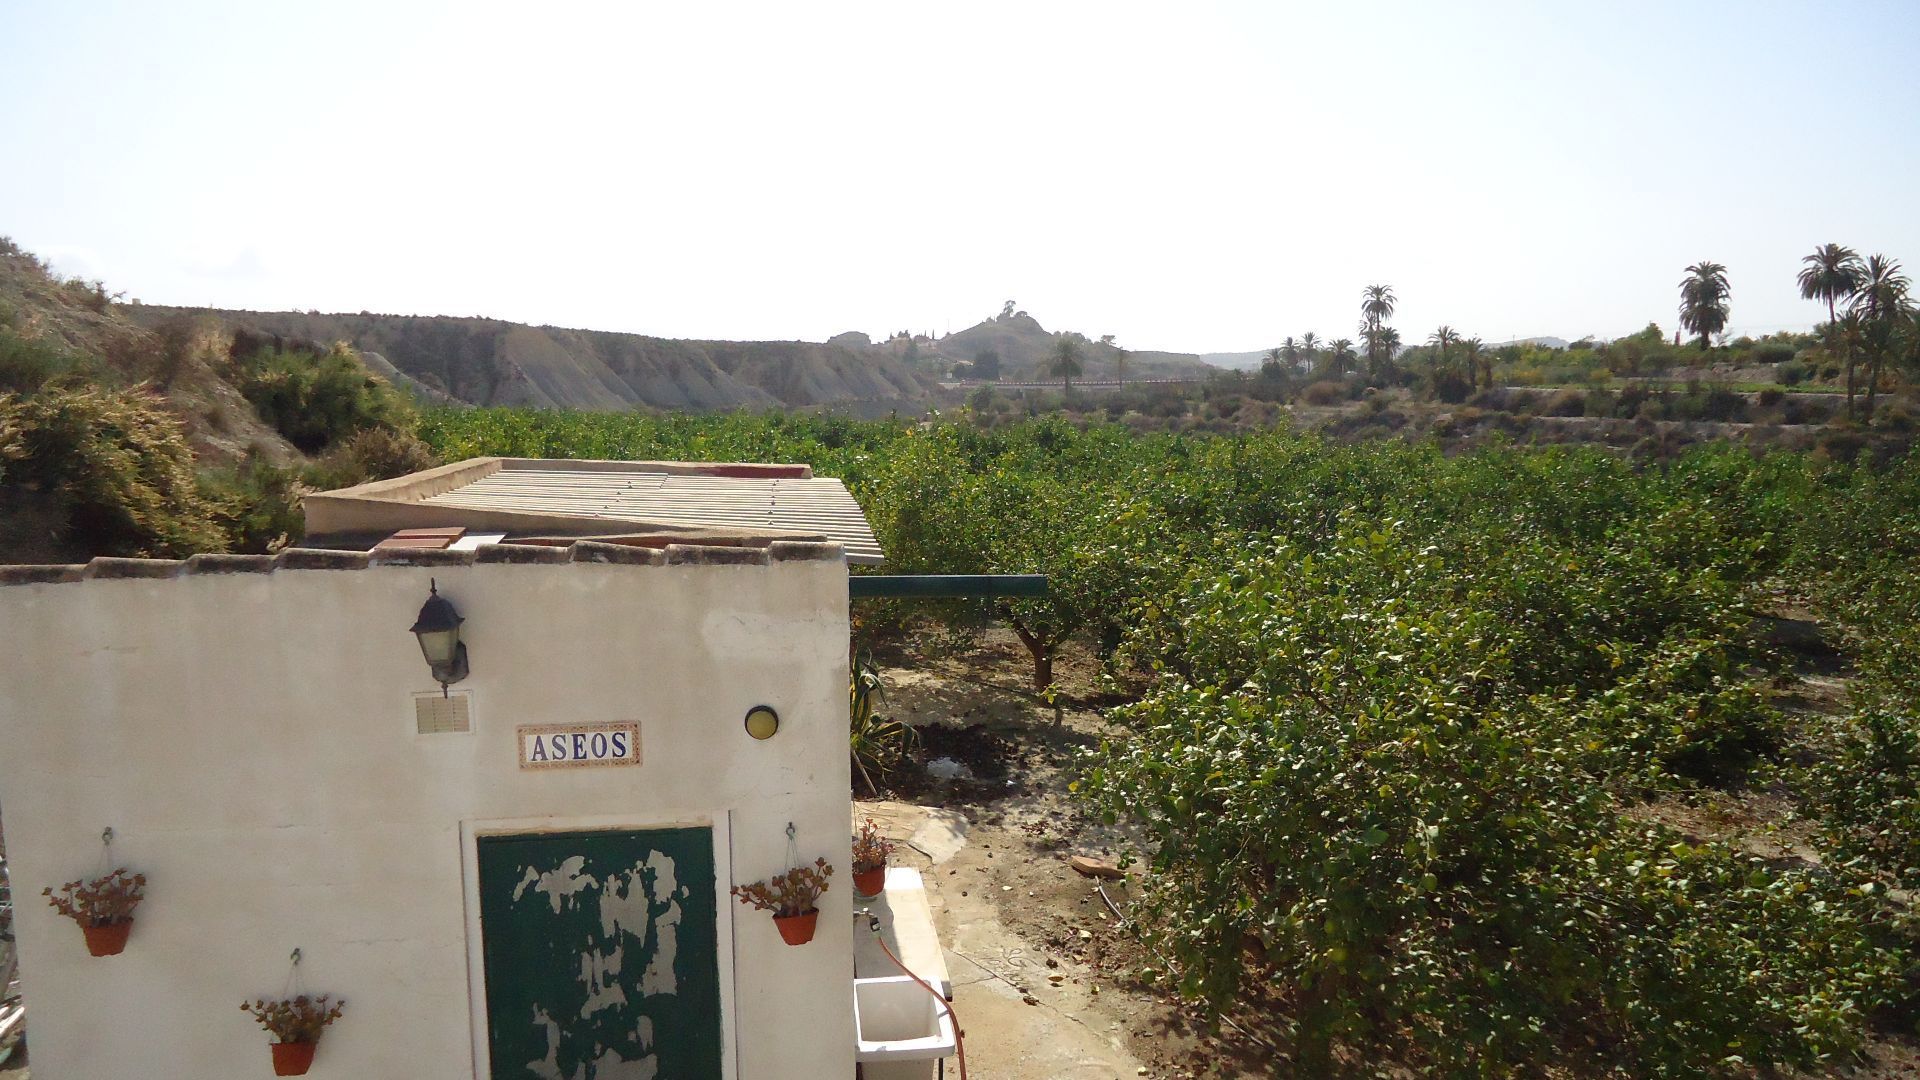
[{"left": 410, "top": 578, "right": 469, "bottom": 694}]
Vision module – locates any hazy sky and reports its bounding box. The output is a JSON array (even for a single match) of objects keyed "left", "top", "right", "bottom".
[{"left": 4, "top": 2, "right": 1917, "bottom": 352}]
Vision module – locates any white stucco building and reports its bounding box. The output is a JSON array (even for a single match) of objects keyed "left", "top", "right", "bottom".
[{"left": 0, "top": 459, "right": 885, "bottom": 1078}]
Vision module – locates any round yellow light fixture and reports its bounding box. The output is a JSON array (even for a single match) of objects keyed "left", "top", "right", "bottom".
[{"left": 744, "top": 705, "right": 780, "bottom": 741}]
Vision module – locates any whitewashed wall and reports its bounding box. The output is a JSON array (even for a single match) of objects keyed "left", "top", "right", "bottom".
[{"left": 0, "top": 544, "right": 854, "bottom": 1079}]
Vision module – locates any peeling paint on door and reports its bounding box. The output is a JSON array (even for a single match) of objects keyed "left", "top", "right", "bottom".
[{"left": 479, "top": 829, "right": 721, "bottom": 1079}]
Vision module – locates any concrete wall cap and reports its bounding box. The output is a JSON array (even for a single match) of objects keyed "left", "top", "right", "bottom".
[
  {"left": 0, "top": 565, "right": 87, "bottom": 586},
  {"left": 85, "top": 558, "right": 187, "bottom": 580},
  {"left": 569, "top": 541, "right": 667, "bottom": 566},
  {"left": 768, "top": 541, "right": 846, "bottom": 563},
  {"left": 2, "top": 541, "right": 828, "bottom": 581},
  {"left": 664, "top": 544, "right": 771, "bottom": 567},
  {"left": 275, "top": 549, "right": 373, "bottom": 571},
  {"left": 474, "top": 543, "right": 573, "bottom": 565},
  {"left": 185, "top": 553, "right": 278, "bottom": 574},
  {"left": 369, "top": 548, "right": 479, "bottom": 568}
]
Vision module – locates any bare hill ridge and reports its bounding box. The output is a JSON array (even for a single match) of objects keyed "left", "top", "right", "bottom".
[
  {"left": 128, "top": 307, "right": 942, "bottom": 413},
  {"left": 0, "top": 248, "right": 298, "bottom": 466},
  {"left": 931, "top": 308, "right": 1216, "bottom": 381}
]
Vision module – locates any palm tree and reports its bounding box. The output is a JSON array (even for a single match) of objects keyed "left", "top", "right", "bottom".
[
  {"left": 1300, "top": 331, "right": 1320, "bottom": 360},
  {"left": 1460, "top": 336, "right": 1489, "bottom": 389},
  {"left": 1799, "top": 244, "right": 1865, "bottom": 333},
  {"left": 1048, "top": 335, "right": 1084, "bottom": 393},
  {"left": 1261, "top": 347, "right": 1285, "bottom": 378},
  {"left": 1280, "top": 336, "right": 1301, "bottom": 370},
  {"left": 1361, "top": 284, "right": 1396, "bottom": 332},
  {"left": 1327, "top": 338, "right": 1356, "bottom": 378},
  {"left": 1427, "top": 326, "right": 1460, "bottom": 380},
  {"left": 1833, "top": 312, "right": 1869, "bottom": 419},
  {"left": 1377, "top": 326, "right": 1402, "bottom": 380},
  {"left": 1359, "top": 324, "right": 1384, "bottom": 376},
  {"left": 1678, "top": 261, "right": 1731, "bottom": 349},
  {"left": 1849, "top": 255, "right": 1912, "bottom": 415}
]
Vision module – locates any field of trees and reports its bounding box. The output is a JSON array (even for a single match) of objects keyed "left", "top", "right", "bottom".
[
  {"left": 8, "top": 226, "right": 1920, "bottom": 1072},
  {"left": 422, "top": 407, "right": 1920, "bottom": 1076}
]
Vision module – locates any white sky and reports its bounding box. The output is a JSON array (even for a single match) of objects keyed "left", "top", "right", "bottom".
[{"left": 3, "top": 1, "right": 1917, "bottom": 352}]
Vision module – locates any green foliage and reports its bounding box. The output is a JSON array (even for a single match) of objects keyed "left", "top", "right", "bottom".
[
  {"left": 0, "top": 384, "right": 226, "bottom": 556},
  {"left": 42, "top": 868, "right": 145, "bottom": 927},
  {"left": 199, "top": 456, "right": 308, "bottom": 554},
  {"left": 240, "top": 995, "right": 346, "bottom": 1045},
  {"left": 1813, "top": 682, "right": 1920, "bottom": 892},
  {"left": 416, "top": 407, "right": 1920, "bottom": 1073},
  {"left": 230, "top": 345, "right": 411, "bottom": 453},
  {"left": 1083, "top": 524, "right": 1895, "bottom": 1074},
  {"left": 730, "top": 857, "right": 832, "bottom": 917},
  {"left": 306, "top": 425, "right": 441, "bottom": 491},
  {"left": 0, "top": 331, "right": 99, "bottom": 394}
]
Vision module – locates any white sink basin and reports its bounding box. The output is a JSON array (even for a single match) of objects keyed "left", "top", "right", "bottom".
[{"left": 853, "top": 975, "right": 957, "bottom": 1063}]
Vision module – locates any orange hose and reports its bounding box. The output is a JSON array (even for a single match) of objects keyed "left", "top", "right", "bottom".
[{"left": 863, "top": 914, "right": 967, "bottom": 1080}]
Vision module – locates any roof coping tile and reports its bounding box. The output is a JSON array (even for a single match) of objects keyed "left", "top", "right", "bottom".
[
  {"left": 475, "top": 543, "right": 573, "bottom": 565},
  {"left": 369, "top": 548, "right": 478, "bottom": 568},
  {"left": 768, "top": 541, "right": 845, "bottom": 563},
  {"left": 664, "top": 544, "right": 771, "bottom": 567},
  {"left": 276, "top": 549, "right": 372, "bottom": 571},
  {"left": 569, "top": 541, "right": 667, "bottom": 566},
  {"left": 85, "top": 558, "right": 187, "bottom": 580},
  {"left": 186, "top": 553, "right": 278, "bottom": 574},
  {"left": 0, "top": 565, "right": 86, "bottom": 585}
]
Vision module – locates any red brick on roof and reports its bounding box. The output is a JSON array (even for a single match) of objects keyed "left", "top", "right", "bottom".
[{"left": 374, "top": 527, "right": 466, "bottom": 552}]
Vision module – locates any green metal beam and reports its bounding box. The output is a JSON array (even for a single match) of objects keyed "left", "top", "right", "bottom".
[{"left": 849, "top": 574, "right": 1047, "bottom": 599}]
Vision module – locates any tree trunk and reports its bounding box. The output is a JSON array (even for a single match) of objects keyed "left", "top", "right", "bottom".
[
  {"left": 1009, "top": 618, "right": 1054, "bottom": 690},
  {"left": 1832, "top": 299, "right": 1857, "bottom": 420}
]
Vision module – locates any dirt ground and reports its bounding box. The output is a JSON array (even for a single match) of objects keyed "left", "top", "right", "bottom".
[{"left": 863, "top": 628, "right": 1280, "bottom": 1079}]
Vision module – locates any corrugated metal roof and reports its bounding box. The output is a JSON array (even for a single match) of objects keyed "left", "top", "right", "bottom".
[{"left": 418, "top": 466, "right": 884, "bottom": 563}]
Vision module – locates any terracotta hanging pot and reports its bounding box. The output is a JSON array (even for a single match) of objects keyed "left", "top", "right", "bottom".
[
  {"left": 271, "top": 1041, "right": 318, "bottom": 1076},
  {"left": 773, "top": 909, "right": 819, "bottom": 946},
  {"left": 81, "top": 920, "right": 133, "bottom": 957},
  {"left": 853, "top": 866, "right": 886, "bottom": 898}
]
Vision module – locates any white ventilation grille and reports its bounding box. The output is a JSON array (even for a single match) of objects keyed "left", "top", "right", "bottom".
[{"left": 415, "top": 692, "right": 472, "bottom": 735}]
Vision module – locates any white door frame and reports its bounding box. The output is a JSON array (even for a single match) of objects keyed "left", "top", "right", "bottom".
[{"left": 460, "top": 811, "right": 738, "bottom": 1080}]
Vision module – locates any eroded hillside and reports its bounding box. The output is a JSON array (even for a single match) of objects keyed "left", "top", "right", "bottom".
[{"left": 127, "top": 307, "right": 941, "bottom": 413}]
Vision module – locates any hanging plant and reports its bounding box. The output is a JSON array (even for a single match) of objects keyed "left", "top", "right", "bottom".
[
  {"left": 731, "top": 857, "right": 832, "bottom": 946},
  {"left": 242, "top": 994, "right": 346, "bottom": 1076},
  {"left": 851, "top": 819, "right": 894, "bottom": 899},
  {"left": 43, "top": 868, "right": 145, "bottom": 957}
]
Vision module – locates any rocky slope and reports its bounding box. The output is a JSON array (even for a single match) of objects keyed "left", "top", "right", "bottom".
[
  {"left": 128, "top": 307, "right": 941, "bottom": 413},
  {"left": 933, "top": 309, "right": 1216, "bottom": 381},
  {"left": 0, "top": 247, "right": 298, "bottom": 466}
]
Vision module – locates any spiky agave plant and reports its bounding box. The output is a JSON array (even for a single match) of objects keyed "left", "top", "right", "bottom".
[{"left": 849, "top": 652, "right": 915, "bottom": 793}]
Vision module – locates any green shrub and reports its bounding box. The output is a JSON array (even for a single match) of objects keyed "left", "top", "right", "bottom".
[
  {"left": 1541, "top": 388, "right": 1586, "bottom": 416},
  {"left": 201, "top": 457, "right": 307, "bottom": 554},
  {"left": 0, "top": 329, "right": 99, "bottom": 394},
  {"left": 307, "top": 426, "right": 441, "bottom": 490},
  {"left": 1083, "top": 526, "right": 1896, "bottom": 1074},
  {"left": 1299, "top": 379, "right": 1345, "bottom": 406},
  {"left": 230, "top": 345, "right": 411, "bottom": 453},
  {"left": 0, "top": 385, "right": 225, "bottom": 556}
]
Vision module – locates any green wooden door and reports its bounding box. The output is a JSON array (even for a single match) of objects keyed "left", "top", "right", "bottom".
[{"left": 478, "top": 828, "right": 723, "bottom": 1079}]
